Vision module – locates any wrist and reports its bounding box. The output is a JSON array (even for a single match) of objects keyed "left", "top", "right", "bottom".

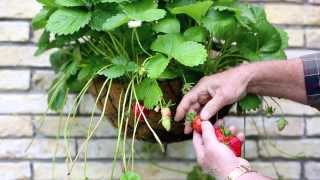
[{"left": 235, "top": 63, "right": 258, "bottom": 94}]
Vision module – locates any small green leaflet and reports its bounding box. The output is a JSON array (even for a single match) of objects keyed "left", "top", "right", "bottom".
[
  {"left": 239, "top": 94, "right": 261, "bottom": 111},
  {"left": 100, "top": 65, "right": 126, "bottom": 78},
  {"left": 135, "top": 78, "right": 163, "bottom": 109},
  {"left": 122, "top": 0, "right": 166, "bottom": 22},
  {"left": 90, "top": 8, "right": 115, "bottom": 31},
  {"left": 153, "top": 18, "right": 180, "bottom": 34},
  {"left": 120, "top": 171, "right": 141, "bottom": 180},
  {"left": 183, "top": 26, "right": 208, "bottom": 43},
  {"left": 55, "top": 0, "right": 85, "bottom": 7},
  {"left": 169, "top": 0, "right": 213, "bottom": 23},
  {"left": 32, "top": 8, "right": 51, "bottom": 30},
  {"left": 151, "top": 34, "right": 207, "bottom": 67},
  {"left": 98, "top": 56, "right": 138, "bottom": 78},
  {"left": 187, "top": 166, "right": 215, "bottom": 180},
  {"left": 145, "top": 54, "right": 170, "bottom": 79},
  {"left": 46, "top": 9, "right": 91, "bottom": 35},
  {"left": 277, "top": 117, "right": 288, "bottom": 131},
  {"left": 34, "top": 31, "right": 50, "bottom": 56}
]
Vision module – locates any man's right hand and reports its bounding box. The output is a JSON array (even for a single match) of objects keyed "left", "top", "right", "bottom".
[{"left": 175, "top": 65, "right": 254, "bottom": 134}]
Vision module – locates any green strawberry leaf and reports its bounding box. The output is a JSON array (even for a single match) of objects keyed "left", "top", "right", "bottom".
[
  {"left": 183, "top": 26, "right": 208, "bottom": 42},
  {"left": 120, "top": 171, "right": 141, "bottom": 180},
  {"left": 158, "top": 68, "right": 178, "bottom": 80},
  {"left": 277, "top": 117, "right": 288, "bottom": 132},
  {"left": 32, "top": 8, "right": 51, "bottom": 30},
  {"left": 46, "top": 9, "right": 91, "bottom": 35},
  {"left": 151, "top": 34, "right": 185, "bottom": 56},
  {"left": 55, "top": 0, "right": 85, "bottom": 7},
  {"left": 48, "top": 82, "right": 68, "bottom": 111},
  {"left": 202, "top": 8, "right": 237, "bottom": 39},
  {"left": 89, "top": 6, "right": 117, "bottom": 31},
  {"left": 37, "top": 0, "right": 58, "bottom": 7},
  {"left": 35, "top": 31, "right": 50, "bottom": 56},
  {"left": 277, "top": 27, "right": 289, "bottom": 49},
  {"left": 98, "top": 65, "right": 126, "bottom": 79},
  {"left": 122, "top": 0, "right": 166, "bottom": 22},
  {"left": 172, "top": 41, "right": 207, "bottom": 67},
  {"left": 239, "top": 94, "right": 261, "bottom": 111},
  {"left": 145, "top": 54, "right": 170, "bottom": 79},
  {"left": 169, "top": 0, "right": 213, "bottom": 23},
  {"left": 153, "top": 18, "right": 180, "bottom": 34},
  {"left": 151, "top": 34, "right": 207, "bottom": 67},
  {"left": 94, "top": 0, "right": 130, "bottom": 3},
  {"left": 135, "top": 78, "right": 163, "bottom": 109},
  {"left": 102, "top": 13, "right": 129, "bottom": 31}
]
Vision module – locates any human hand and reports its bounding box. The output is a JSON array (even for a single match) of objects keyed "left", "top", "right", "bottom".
[
  {"left": 193, "top": 120, "right": 249, "bottom": 179},
  {"left": 175, "top": 65, "right": 254, "bottom": 134}
]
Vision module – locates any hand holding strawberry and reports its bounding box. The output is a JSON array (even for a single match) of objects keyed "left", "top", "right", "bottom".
[
  {"left": 186, "top": 112, "right": 243, "bottom": 157},
  {"left": 193, "top": 121, "right": 249, "bottom": 179}
]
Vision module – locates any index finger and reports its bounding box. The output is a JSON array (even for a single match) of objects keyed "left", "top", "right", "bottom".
[{"left": 174, "top": 91, "right": 198, "bottom": 121}]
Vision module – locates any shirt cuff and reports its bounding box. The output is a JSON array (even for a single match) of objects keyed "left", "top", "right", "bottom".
[{"left": 301, "top": 53, "right": 320, "bottom": 109}]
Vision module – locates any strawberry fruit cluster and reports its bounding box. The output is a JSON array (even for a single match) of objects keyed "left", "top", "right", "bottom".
[{"left": 187, "top": 113, "right": 242, "bottom": 157}]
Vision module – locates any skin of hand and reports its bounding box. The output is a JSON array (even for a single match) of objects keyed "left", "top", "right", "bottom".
[
  {"left": 175, "top": 59, "right": 306, "bottom": 134},
  {"left": 194, "top": 121, "right": 271, "bottom": 180},
  {"left": 193, "top": 121, "right": 249, "bottom": 178}
]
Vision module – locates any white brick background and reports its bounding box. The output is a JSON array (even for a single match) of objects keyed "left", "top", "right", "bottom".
[{"left": 0, "top": 0, "right": 320, "bottom": 179}]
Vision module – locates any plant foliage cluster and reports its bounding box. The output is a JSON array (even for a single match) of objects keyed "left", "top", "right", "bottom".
[
  {"left": 32, "top": 0, "right": 288, "bottom": 179},
  {"left": 33, "top": 0, "right": 288, "bottom": 112}
]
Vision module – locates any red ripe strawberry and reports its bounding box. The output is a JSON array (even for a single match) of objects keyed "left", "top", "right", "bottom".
[
  {"left": 228, "top": 136, "right": 242, "bottom": 157},
  {"left": 132, "top": 102, "right": 149, "bottom": 122},
  {"left": 192, "top": 116, "right": 202, "bottom": 134},
  {"left": 214, "top": 127, "right": 224, "bottom": 142}
]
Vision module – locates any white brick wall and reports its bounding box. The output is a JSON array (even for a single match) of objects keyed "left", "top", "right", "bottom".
[{"left": 0, "top": 1, "right": 320, "bottom": 179}]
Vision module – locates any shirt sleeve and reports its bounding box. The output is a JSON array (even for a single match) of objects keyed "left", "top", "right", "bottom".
[{"left": 301, "top": 53, "right": 320, "bottom": 108}]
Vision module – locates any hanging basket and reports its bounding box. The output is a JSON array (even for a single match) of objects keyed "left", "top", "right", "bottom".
[{"left": 89, "top": 77, "right": 232, "bottom": 143}]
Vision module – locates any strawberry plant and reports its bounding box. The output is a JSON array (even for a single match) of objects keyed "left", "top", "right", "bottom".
[{"left": 32, "top": 0, "right": 288, "bottom": 179}]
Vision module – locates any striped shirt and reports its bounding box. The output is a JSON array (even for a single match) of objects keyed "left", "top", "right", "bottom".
[{"left": 301, "top": 53, "right": 320, "bottom": 108}]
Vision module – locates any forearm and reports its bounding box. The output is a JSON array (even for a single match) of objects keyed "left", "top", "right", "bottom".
[
  {"left": 244, "top": 59, "right": 307, "bottom": 104},
  {"left": 237, "top": 172, "right": 272, "bottom": 180}
]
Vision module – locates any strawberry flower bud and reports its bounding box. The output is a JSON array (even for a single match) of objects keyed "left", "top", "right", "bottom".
[{"left": 128, "top": 20, "right": 142, "bottom": 28}]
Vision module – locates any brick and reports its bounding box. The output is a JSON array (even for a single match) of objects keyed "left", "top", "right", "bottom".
[
  {"left": 286, "top": 49, "right": 320, "bottom": 59},
  {"left": 309, "top": 0, "right": 320, "bottom": 4},
  {"left": 0, "top": 21, "right": 30, "bottom": 42},
  {"left": 306, "top": 29, "right": 320, "bottom": 49},
  {"left": 0, "top": 70, "right": 30, "bottom": 90},
  {"left": 251, "top": 162, "right": 301, "bottom": 179},
  {"left": 78, "top": 139, "right": 115, "bottom": 159},
  {"left": 244, "top": 140, "right": 259, "bottom": 159},
  {"left": 79, "top": 94, "right": 102, "bottom": 114},
  {"left": 31, "top": 70, "right": 55, "bottom": 91},
  {"left": 0, "top": 0, "right": 41, "bottom": 19},
  {"left": 306, "top": 117, "right": 320, "bottom": 136},
  {"left": 305, "top": 161, "right": 320, "bottom": 180},
  {"left": 134, "top": 162, "right": 195, "bottom": 180},
  {"left": 264, "top": 97, "right": 319, "bottom": 115},
  {"left": 166, "top": 140, "right": 196, "bottom": 159},
  {"left": 31, "top": 30, "right": 43, "bottom": 43},
  {"left": 0, "top": 116, "right": 33, "bottom": 137},
  {"left": 259, "top": 139, "right": 320, "bottom": 158},
  {"left": 261, "top": 117, "right": 304, "bottom": 136},
  {"left": 33, "top": 162, "right": 122, "bottom": 179},
  {"left": 0, "top": 94, "right": 74, "bottom": 114},
  {"left": 265, "top": 4, "right": 320, "bottom": 25},
  {"left": 0, "top": 46, "right": 50, "bottom": 67},
  {"left": 0, "top": 162, "right": 31, "bottom": 179},
  {"left": 34, "top": 115, "right": 116, "bottom": 137},
  {"left": 224, "top": 116, "right": 260, "bottom": 136},
  {"left": 285, "top": 28, "right": 304, "bottom": 47},
  {"left": 0, "top": 139, "right": 75, "bottom": 159}
]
